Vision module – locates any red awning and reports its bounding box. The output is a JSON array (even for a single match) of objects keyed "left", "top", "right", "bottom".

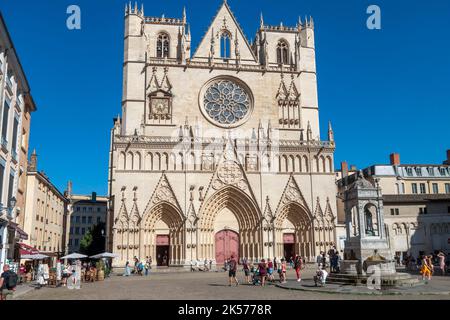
[{"left": 19, "top": 243, "right": 39, "bottom": 255}]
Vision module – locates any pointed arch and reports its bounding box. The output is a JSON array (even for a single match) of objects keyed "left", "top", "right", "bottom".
[
  {"left": 295, "top": 156, "right": 302, "bottom": 173},
  {"left": 126, "top": 152, "right": 134, "bottom": 170},
  {"left": 199, "top": 186, "right": 262, "bottom": 262},
  {"left": 134, "top": 152, "right": 142, "bottom": 170},
  {"left": 220, "top": 30, "right": 231, "bottom": 59},
  {"left": 119, "top": 151, "right": 126, "bottom": 170},
  {"left": 320, "top": 156, "right": 326, "bottom": 173},
  {"left": 302, "top": 155, "right": 309, "bottom": 173},
  {"left": 274, "top": 202, "right": 313, "bottom": 260},
  {"left": 145, "top": 152, "right": 153, "bottom": 171},
  {"left": 156, "top": 32, "right": 170, "bottom": 58},
  {"left": 276, "top": 39, "right": 289, "bottom": 65},
  {"left": 326, "top": 156, "right": 333, "bottom": 173}
]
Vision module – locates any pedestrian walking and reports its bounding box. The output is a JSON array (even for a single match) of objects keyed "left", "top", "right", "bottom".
[
  {"left": 242, "top": 258, "right": 251, "bottom": 284},
  {"left": 258, "top": 259, "right": 267, "bottom": 287},
  {"left": 438, "top": 251, "right": 446, "bottom": 276},
  {"left": 123, "top": 261, "right": 131, "bottom": 276},
  {"left": 294, "top": 255, "right": 304, "bottom": 282},
  {"left": 0, "top": 264, "right": 18, "bottom": 300},
  {"left": 316, "top": 252, "right": 323, "bottom": 268},
  {"left": 228, "top": 255, "right": 239, "bottom": 287},
  {"left": 267, "top": 258, "right": 274, "bottom": 282},
  {"left": 420, "top": 256, "right": 432, "bottom": 281},
  {"left": 144, "top": 257, "right": 150, "bottom": 276},
  {"left": 280, "top": 258, "right": 287, "bottom": 283}
]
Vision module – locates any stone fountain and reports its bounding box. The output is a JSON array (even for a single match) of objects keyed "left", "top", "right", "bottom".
[{"left": 328, "top": 171, "right": 421, "bottom": 288}]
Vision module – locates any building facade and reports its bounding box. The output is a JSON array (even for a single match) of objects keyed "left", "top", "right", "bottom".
[
  {"left": 22, "top": 151, "right": 67, "bottom": 259},
  {"left": 337, "top": 151, "right": 450, "bottom": 260},
  {"left": 108, "top": 2, "right": 337, "bottom": 267},
  {"left": 0, "top": 13, "right": 36, "bottom": 269},
  {"left": 65, "top": 189, "right": 108, "bottom": 253}
]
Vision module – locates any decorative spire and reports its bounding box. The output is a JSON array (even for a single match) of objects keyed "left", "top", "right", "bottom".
[
  {"left": 140, "top": 3, "right": 144, "bottom": 16},
  {"left": 267, "top": 120, "right": 272, "bottom": 141},
  {"left": 182, "top": 6, "right": 187, "bottom": 24},
  {"left": 134, "top": 2, "right": 138, "bottom": 14},
  {"left": 310, "top": 16, "right": 314, "bottom": 28},
  {"left": 307, "top": 121, "right": 312, "bottom": 141},
  {"left": 194, "top": 117, "right": 200, "bottom": 137},
  {"left": 260, "top": 12, "right": 264, "bottom": 29},
  {"left": 209, "top": 27, "right": 215, "bottom": 63},
  {"left": 328, "top": 121, "right": 334, "bottom": 142},
  {"left": 235, "top": 29, "right": 241, "bottom": 66}
]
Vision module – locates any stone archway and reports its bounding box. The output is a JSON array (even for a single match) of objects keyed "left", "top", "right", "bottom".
[
  {"left": 199, "top": 186, "right": 261, "bottom": 263},
  {"left": 141, "top": 202, "right": 185, "bottom": 266},
  {"left": 274, "top": 202, "right": 314, "bottom": 261}
]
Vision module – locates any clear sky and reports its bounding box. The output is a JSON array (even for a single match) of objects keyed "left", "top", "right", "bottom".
[{"left": 0, "top": 0, "right": 449, "bottom": 195}]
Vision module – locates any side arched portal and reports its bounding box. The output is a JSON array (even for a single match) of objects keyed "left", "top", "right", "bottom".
[
  {"left": 141, "top": 202, "right": 185, "bottom": 266},
  {"left": 274, "top": 202, "right": 314, "bottom": 261}
]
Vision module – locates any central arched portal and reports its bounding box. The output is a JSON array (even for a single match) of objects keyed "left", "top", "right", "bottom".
[
  {"left": 199, "top": 186, "right": 261, "bottom": 263},
  {"left": 215, "top": 229, "right": 239, "bottom": 264}
]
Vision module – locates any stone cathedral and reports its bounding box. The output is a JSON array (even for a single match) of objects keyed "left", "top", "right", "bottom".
[{"left": 108, "top": 1, "right": 337, "bottom": 268}]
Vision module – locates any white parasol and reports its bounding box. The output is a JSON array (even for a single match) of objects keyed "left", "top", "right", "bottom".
[
  {"left": 89, "top": 252, "right": 119, "bottom": 259},
  {"left": 21, "top": 253, "right": 50, "bottom": 260},
  {"left": 60, "top": 253, "right": 88, "bottom": 260}
]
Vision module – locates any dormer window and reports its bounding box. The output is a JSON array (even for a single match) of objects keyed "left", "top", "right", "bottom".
[
  {"left": 427, "top": 167, "right": 435, "bottom": 176},
  {"left": 276, "top": 40, "right": 289, "bottom": 65},
  {"left": 415, "top": 167, "right": 422, "bottom": 177},
  {"left": 220, "top": 31, "right": 231, "bottom": 59},
  {"left": 440, "top": 168, "right": 448, "bottom": 176},
  {"left": 406, "top": 167, "right": 413, "bottom": 176},
  {"left": 156, "top": 33, "right": 170, "bottom": 58}
]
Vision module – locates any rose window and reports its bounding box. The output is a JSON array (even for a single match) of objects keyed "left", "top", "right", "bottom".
[{"left": 203, "top": 80, "right": 251, "bottom": 126}]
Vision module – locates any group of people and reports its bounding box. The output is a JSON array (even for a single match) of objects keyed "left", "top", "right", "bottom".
[
  {"left": 123, "top": 256, "right": 152, "bottom": 276},
  {"left": 418, "top": 251, "right": 447, "bottom": 281},
  {"left": 227, "top": 255, "right": 306, "bottom": 287},
  {"left": 315, "top": 246, "right": 341, "bottom": 274}
]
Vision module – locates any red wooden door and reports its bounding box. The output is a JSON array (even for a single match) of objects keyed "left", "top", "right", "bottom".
[{"left": 215, "top": 230, "right": 239, "bottom": 264}]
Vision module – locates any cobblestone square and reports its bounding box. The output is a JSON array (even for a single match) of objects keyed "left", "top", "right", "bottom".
[{"left": 14, "top": 268, "right": 450, "bottom": 300}]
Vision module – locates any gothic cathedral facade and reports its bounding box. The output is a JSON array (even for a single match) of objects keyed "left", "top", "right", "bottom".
[{"left": 108, "top": 1, "right": 337, "bottom": 267}]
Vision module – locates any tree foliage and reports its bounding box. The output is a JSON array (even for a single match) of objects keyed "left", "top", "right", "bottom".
[{"left": 79, "top": 222, "right": 106, "bottom": 256}]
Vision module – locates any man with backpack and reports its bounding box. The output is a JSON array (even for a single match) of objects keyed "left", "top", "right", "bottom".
[{"left": 0, "top": 264, "right": 18, "bottom": 300}]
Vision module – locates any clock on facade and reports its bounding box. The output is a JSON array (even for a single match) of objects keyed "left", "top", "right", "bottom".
[{"left": 151, "top": 98, "right": 169, "bottom": 115}]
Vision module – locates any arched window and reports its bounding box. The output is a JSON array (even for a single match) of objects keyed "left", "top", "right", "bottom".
[
  {"left": 276, "top": 40, "right": 289, "bottom": 64},
  {"left": 220, "top": 31, "right": 231, "bottom": 59},
  {"left": 156, "top": 33, "right": 170, "bottom": 58}
]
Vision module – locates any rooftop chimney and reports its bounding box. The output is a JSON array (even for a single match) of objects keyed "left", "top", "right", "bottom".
[
  {"left": 350, "top": 165, "right": 357, "bottom": 171},
  {"left": 341, "top": 161, "right": 348, "bottom": 178},
  {"left": 92, "top": 192, "right": 97, "bottom": 202},
  {"left": 445, "top": 149, "right": 450, "bottom": 165},
  {"left": 390, "top": 153, "right": 400, "bottom": 166},
  {"left": 28, "top": 149, "right": 38, "bottom": 172},
  {"left": 66, "top": 181, "right": 73, "bottom": 198}
]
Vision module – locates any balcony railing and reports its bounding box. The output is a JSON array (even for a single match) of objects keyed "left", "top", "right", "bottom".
[
  {"left": 5, "top": 76, "right": 13, "bottom": 93},
  {"left": 11, "top": 150, "right": 18, "bottom": 162},
  {"left": 1, "top": 137, "right": 8, "bottom": 151}
]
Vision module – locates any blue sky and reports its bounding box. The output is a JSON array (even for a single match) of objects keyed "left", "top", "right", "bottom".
[{"left": 0, "top": 0, "right": 449, "bottom": 195}]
